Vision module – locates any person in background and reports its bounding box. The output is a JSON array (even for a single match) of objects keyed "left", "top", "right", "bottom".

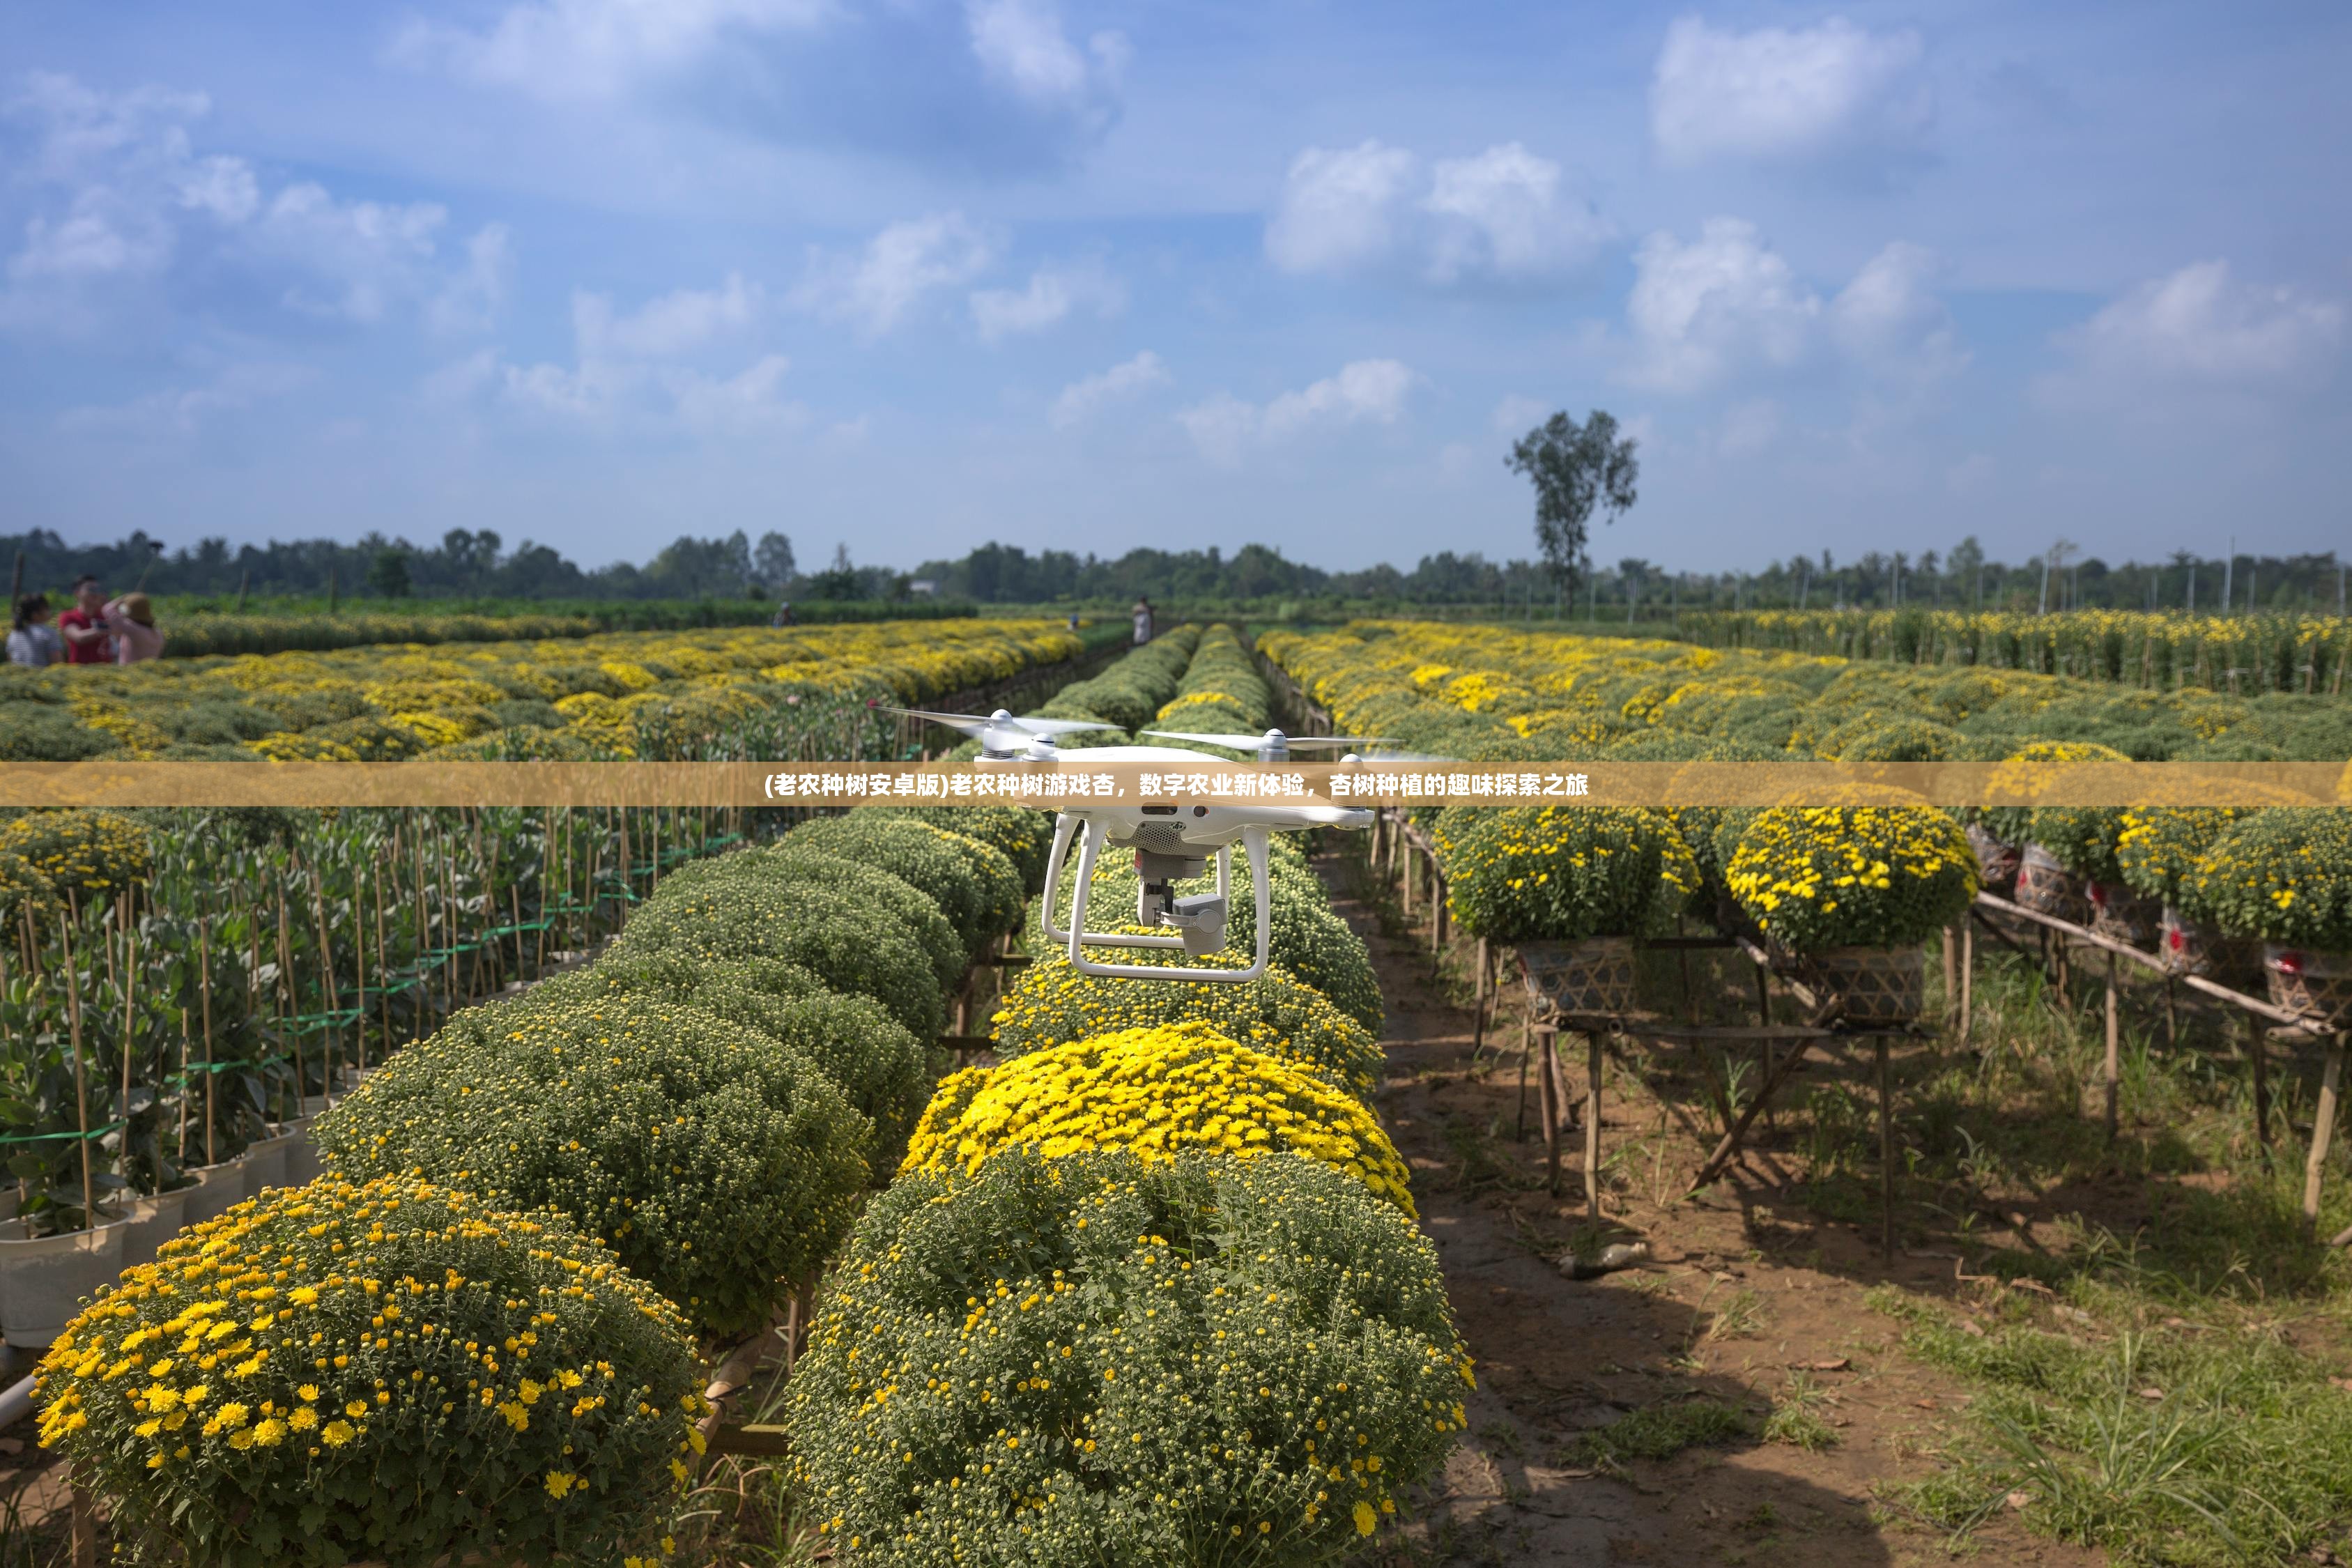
[
  {"left": 1130, "top": 595, "right": 1153, "bottom": 646},
  {"left": 1066, "top": 610, "right": 1080, "bottom": 632},
  {"left": 57, "top": 575, "right": 111, "bottom": 664},
  {"left": 102, "top": 591, "right": 164, "bottom": 663},
  {"left": 6, "top": 592, "right": 62, "bottom": 666},
  {"left": 771, "top": 599, "right": 796, "bottom": 627}
]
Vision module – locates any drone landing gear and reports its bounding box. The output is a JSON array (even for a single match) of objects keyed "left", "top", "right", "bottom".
[{"left": 1040, "top": 815, "right": 1273, "bottom": 983}]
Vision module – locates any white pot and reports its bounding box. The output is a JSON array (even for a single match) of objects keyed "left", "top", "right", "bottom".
[
  {"left": 0, "top": 1219, "right": 129, "bottom": 1348},
  {"left": 178, "top": 1160, "right": 246, "bottom": 1230},
  {"left": 121, "top": 1186, "right": 194, "bottom": 1271},
  {"left": 0, "top": 1189, "right": 17, "bottom": 1223},
  {"left": 240, "top": 1128, "right": 301, "bottom": 1199}
]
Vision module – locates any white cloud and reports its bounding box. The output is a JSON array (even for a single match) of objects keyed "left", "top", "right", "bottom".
[
  {"left": 1624, "top": 219, "right": 1963, "bottom": 395},
  {"left": 1650, "top": 15, "right": 1930, "bottom": 167},
  {"left": 1178, "top": 358, "right": 1415, "bottom": 466},
  {"left": 971, "top": 258, "right": 1124, "bottom": 342},
  {"left": 1491, "top": 394, "right": 1552, "bottom": 436},
  {"left": 2055, "top": 261, "right": 2344, "bottom": 387},
  {"left": 56, "top": 362, "right": 313, "bottom": 441},
  {"left": 794, "top": 213, "right": 994, "bottom": 335},
  {"left": 1625, "top": 218, "right": 1818, "bottom": 392},
  {"left": 1716, "top": 399, "right": 1782, "bottom": 458},
  {"left": 0, "top": 74, "right": 507, "bottom": 337},
  {"left": 392, "top": 0, "right": 833, "bottom": 102},
  {"left": 1266, "top": 139, "right": 1610, "bottom": 289},
  {"left": 964, "top": 0, "right": 1125, "bottom": 114},
  {"left": 1050, "top": 350, "right": 1168, "bottom": 428},
  {"left": 577, "top": 271, "right": 760, "bottom": 359}
]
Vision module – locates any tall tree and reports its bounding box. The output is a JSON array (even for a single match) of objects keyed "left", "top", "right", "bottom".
[
  {"left": 754, "top": 531, "right": 797, "bottom": 589},
  {"left": 1505, "top": 409, "right": 1638, "bottom": 592}
]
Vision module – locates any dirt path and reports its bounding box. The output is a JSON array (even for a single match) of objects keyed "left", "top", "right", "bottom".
[{"left": 1321, "top": 855, "right": 2103, "bottom": 1568}]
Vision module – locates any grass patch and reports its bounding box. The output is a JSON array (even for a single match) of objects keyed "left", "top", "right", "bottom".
[
  {"left": 1563, "top": 1397, "right": 1755, "bottom": 1468},
  {"left": 1762, "top": 1373, "right": 1842, "bottom": 1453}
]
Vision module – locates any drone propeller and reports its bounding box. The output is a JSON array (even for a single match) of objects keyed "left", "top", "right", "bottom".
[
  {"left": 878, "top": 705, "right": 1118, "bottom": 755},
  {"left": 1350, "top": 748, "right": 1461, "bottom": 766},
  {"left": 1141, "top": 728, "right": 1396, "bottom": 755}
]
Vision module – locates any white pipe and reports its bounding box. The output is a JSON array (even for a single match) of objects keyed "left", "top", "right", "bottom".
[{"left": 0, "top": 1372, "right": 39, "bottom": 1432}]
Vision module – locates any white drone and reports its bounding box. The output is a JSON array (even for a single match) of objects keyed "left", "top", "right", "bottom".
[{"left": 884, "top": 706, "right": 1389, "bottom": 983}]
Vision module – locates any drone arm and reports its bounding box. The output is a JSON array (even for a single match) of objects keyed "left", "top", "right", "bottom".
[{"left": 1066, "top": 818, "right": 1185, "bottom": 956}]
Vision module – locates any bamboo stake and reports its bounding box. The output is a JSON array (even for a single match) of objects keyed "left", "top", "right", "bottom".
[
  {"left": 309, "top": 865, "right": 339, "bottom": 1103},
  {"left": 277, "top": 881, "right": 300, "bottom": 1124},
  {"left": 2247, "top": 1011, "right": 2272, "bottom": 1164},
  {"left": 1959, "top": 921, "right": 1975, "bottom": 1044},
  {"left": 60, "top": 920, "right": 97, "bottom": 1225},
  {"left": 119, "top": 918, "right": 139, "bottom": 1155},
  {"left": 1537, "top": 1026, "right": 1560, "bottom": 1195},
  {"left": 1877, "top": 1035, "right": 1895, "bottom": 1256},
  {"left": 2303, "top": 1037, "right": 2344, "bottom": 1228},
  {"left": 201, "top": 920, "right": 217, "bottom": 1165},
  {"left": 374, "top": 862, "right": 390, "bottom": 1061},
  {"left": 176, "top": 1007, "right": 191, "bottom": 1168},
  {"left": 1583, "top": 1030, "right": 1604, "bottom": 1221},
  {"left": 2103, "top": 951, "right": 2121, "bottom": 1144}
]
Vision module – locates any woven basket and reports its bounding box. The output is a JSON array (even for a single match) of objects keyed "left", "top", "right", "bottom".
[
  {"left": 2086, "top": 880, "right": 2160, "bottom": 947},
  {"left": 2015, "top": 843, "right": 2089, "bottom": 924},
  {"left": 2262, "top": 946, "right": 2352, "bottom": 1031},
  {"left": 1809, "top": 946, "right": 1925, "bottom": 1024},
  {"left": 1519, "top": 936, "right": 1638, "bottom": 1017},
  {"left": 2155, "top": 905, "right": 2259, "bottom": 983},
  {"left": 1967, "top": 824, "right": 2022, "bottom": 898}
]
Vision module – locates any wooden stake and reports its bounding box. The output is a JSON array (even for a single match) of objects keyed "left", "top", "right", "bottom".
[
  {"left": 1959, "top": 919, "right": 1974, "bottom": 1044},
  {"left": 1514, "top": 1007, "right": 1532, "bottom": 1141},
  {"left": 2103, "top": 951, "right": 2121, "bottom": 1144},
  {"left": 1471, "top": 938, "right": 1491, "bottom": 1056},
  {"left": 2248, "top": 1011, "right": 2272, "bottom": 1164},
  {"left": 1942, "top": 925, "right": 1958, "bottom": 1029},
  {"left": 176, "top": 1008, "right": 191, "bottom": 1168},
  {"left": 2303, "top": 1036, "right": 2344, "bottom": 1229},
  {"left": 1876, "top": 1034, "right": 1896, "bottom": 1257},
  {"left": 1583, "top": 1029, "right": 1604, "bottom": 1222},
  {"left": 118, "top": 918, "right": 139, "bottom": 1155},
  {"left": 199, "top": 921, "right": 216, "bottom": 1165},
  {"left": 1537, "top": 1026, "right": 1560, "bottom": 1195},
  {"left": 60, "top": 921, "right": 97, "bottom": 1225}
]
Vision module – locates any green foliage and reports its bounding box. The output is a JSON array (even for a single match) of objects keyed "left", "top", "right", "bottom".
[
  {"left": 0, "top": 808, "right": 153, "bottom": 909},
  {"left": 1034, "top": 627, "right": 1202, "bottom": 737},
  {"left": 316, "top": 992, "right": 870, "bottom": 1336},
  {"left": 522, "top": 950, "right": 931, "bottom": 1177},
  {"left": 2027, "top": 806, "right": 2126, "bottom": 884},
  {"left": 1443, "top": 806, "right": 1698, "bottom": 944},
  {"left": 613, "top": 849, "right": 953, "bottom": 1038},
  {"left": 2183, "top": 808, "right": 2352, "bottom": 949},
  {"left": 787, "top": 1147, "right": 1471, "bottom": 1566},
  {"left": 1979, "top": 741, "right": 2132, "bottom": 845},
  {"left": 990, "top": 948, "right": 1385, "bottom": 1098},
  {"left": 916, "top": 804, "right": 1054, "bottom": 893},
  {"left": 784, "top": 814, "right": 1024, "bottom": 962},
  {"left": 1563, "top": 1399, "right": 1752, "bottom": 1468},
  {"left": 2115, "top": 806, "right": 2245, "bottom": 905},
  {"left": 35, "top": 1176, "right": 703, "bottom": 1568}
]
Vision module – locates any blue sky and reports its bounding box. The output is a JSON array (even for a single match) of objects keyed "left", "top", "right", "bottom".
[{"left": 1, "top": 1, "right": 2346, "bottom": 574}]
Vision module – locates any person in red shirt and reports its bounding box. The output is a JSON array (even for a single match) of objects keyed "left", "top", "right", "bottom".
[{"left": 57, "top": 575, "right": 112, "bottom": 665}]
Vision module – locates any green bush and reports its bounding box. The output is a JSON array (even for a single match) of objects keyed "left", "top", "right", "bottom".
[
  {"left": 1445, "top": 806, "right": 1698, "bottom": 944},
  {"left": 2184, "top": 808, "right": 2352, "bottom": 950},
  {"left": 35, "top": 1175, "right": 703, "bottom": 1568},
  {"left": 0, "top": 808, "right": 153, "bottom": 907},
  {"left": 991, "top": 948, "right": 1384, "bottom": 1098},
  {"left": 1728, "top": 801, "right": 1978, "bottom": 953},
  {"left": 316, "top": 993, "right": 870, "bottom": 1336},
  {"left": 1978, "top": 741, "right": 2130, "bottom": 845},
  {"left": 613, "top": 850, "right": 953, "bottom": 1038},
  {"left": 788, "top": 1147, "right": 1471, "bottom": 1566},
  {"left": 522, "top": 951, "right": 932, "bottom": 1176},
  {"left": 2116, "top": 806, "right": 2245, "bottom": 906},
  {"left": 2024, "top": 806, "right": 2126, "bottom": 884},
  {"left": 918, "top": 804, "right": 1054, "bottom": 892},
  {"left": 785, "top": 814, "right": 1024, "bottom": 961}
]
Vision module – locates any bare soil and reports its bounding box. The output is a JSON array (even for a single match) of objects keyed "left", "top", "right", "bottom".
[{"left": 1321, "top": 856, "right": 2105, "bottom": 1568}]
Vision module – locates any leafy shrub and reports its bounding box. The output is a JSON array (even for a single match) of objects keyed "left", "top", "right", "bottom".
[
  {"left": 2116, "top": 807, "right": 2247, "bottom": 905},
  {"left": 902, "top": 1021, "right": 1414, "bottom": 1215},
  {"left": 1728, "top": 799, "right": 1977, "bottom": 953},
  {"left": 2024, "top": 805, "right": 2126, "bottom": 884},
  {"left": 1978, "top": 740, "right": 2131, "bottom": 845},
  {"left": 918, "top": 804, "right": 1053, "bottom": 892},
  {"left": 317, "top": 994, "right": 870, "bottom": 1335},
  {"left": 2184, "top": 808, "right": 2352, "bottom": 949},
  {"left": 992, "top": 948, "right": 1383, "bottom": 1098},
  {"left": 611, "top": 852, "right": 951, "bottom": 1038},
  {"left": 523, "top": 951, "right": 931, "bottom": 1175},
  {"left": 0, "top": 701, "right": 116, "bottom": 761},
  {"left": 785, "top": 814, "right": 1024, "bottom": 962},
  {"left": 788, "top": 1147, "right": 1471, "bottom": 1567},
  {"left": 1445, "top": 806, "right": 1699, "bottom": 944},
  {"left": 36, "top": 1176, "right": 703, "bottom": 1568}
]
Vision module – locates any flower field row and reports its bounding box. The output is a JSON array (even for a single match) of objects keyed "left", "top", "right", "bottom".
[
  {"left": 0, "top": 617, "right": 1082, "bottom": 762},
  {"left": 1264, "top": 621, "right": 2352, "bottom": 988},
  {"left": 1678, "top": 606, "right": 2352, "bottom": 695}
]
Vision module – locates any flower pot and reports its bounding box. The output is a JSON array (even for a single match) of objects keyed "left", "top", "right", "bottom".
[
  {"left": 0, "top": 1219, "right": 128, "bottom": 1348},
  {"left": 2015, "top": 844, "right": 2089, "bottom": 924},
  {"left": 1809, "top": 945, "right": 1925, "bottom": 1024},
  {"left": 241, "top": 1128, "right": 301, "bottom": 1199},
  {"left": 2155, "top": 905, "right": 2259, "bottom": 984},
  {"left": 2086, "top": 881, "right": 2159, "bottom": 948},
  {"left": 1517, "top": 936, "right": 1638, "bottom": 1017},
  {"left": 1967, "top": 824, "right": 2021, "bottom": 897},
  {"left": 120, "top": 1185, "right": 192, "bottom": 1272},
  {"left": 2262, "top": 946, "right": 2352, "bottom": 1031},
  {"left": 178, "top": 1160, "right": 246, "bottom": 1229}
]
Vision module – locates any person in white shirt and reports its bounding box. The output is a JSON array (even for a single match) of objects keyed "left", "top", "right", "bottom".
[
  {"left": 1131, "top": 596, "right": 1154, "bottom": 645},
  {"left": 6, "top": 593, "right": 63, "bottom": 667}
]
